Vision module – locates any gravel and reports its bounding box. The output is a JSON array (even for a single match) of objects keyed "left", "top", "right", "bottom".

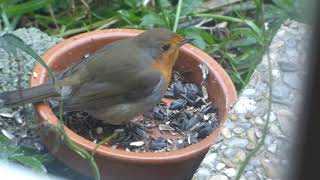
[
  {"left": 0, "top": 28, "right": 61, "bottom": 150},
  {"left": 193, "top": 20, "right": 309, "bottom": 180}
]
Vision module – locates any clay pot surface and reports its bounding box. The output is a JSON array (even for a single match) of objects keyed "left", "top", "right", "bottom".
[{"left": 31, "top": 29, "right": 237, "bottom": 180}]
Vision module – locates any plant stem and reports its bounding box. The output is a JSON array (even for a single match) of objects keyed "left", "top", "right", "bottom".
[
  {"left": 90, "top": 132, "right": 119, "bottom": 158},
  {"left": 235, "top": 45, "right": 271, "bottom": 180},
  {"left": 235, "top": 1, "right": 268, "bottom": 177},
  {"left": 173, "top": 0, "right": 183, "bottom": 32},
  {"left": 58, "top": 97, "right": 101, "bottom": 180}
]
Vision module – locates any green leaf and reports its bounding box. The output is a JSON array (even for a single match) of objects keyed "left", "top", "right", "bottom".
[
  {"left": 227, "top": 37, "right": 258, "bottom": 49},
  {"left": 159, "top": 0, "right": 172, "bottom": 8},
  {"left": 0, "top": 135, "right": 9, "bottom": 143},
  {"left": 1, "top": 33, "right": 55, "bottom": 84},
  {"left": 180, "top": 0, "right": 203, "bottom": 16},
  {"left": 140, "top": 12, "right": 167, "bottom": 27},
  {"left": 123, "top": 0, "right": 142, "bottom": 8},
  {"left": 5, "top": 0, "right": 53, "bottom": 16},
  {"left": 0, "top": 136, "right": 20, "bottom": 159},
  {"left": 117, "top": 9, "right": 141, "bottom": 25},
  {"left": 158, "top": 0, "right": 174, "bottom": 29},
  {"left": 32, "top": 154, "right": 54, "bottom": 163},
  {"left": 199, "top": 30, "right": 215, "bottom": 44},
  {"left": 179, "top": 28, "right": 207, "bottom": 49},
  {"left": 11, "top": 155, "right": 47, "bottom": 173}
]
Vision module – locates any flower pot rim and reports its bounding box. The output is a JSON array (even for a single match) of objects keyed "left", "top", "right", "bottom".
[{"left": 31, "top": 28, "right": 237, "bottom": 164}]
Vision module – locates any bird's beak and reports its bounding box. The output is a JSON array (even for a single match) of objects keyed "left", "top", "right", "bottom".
[{"left": 178, "top": 37, "right": 194, "bottom": 47}]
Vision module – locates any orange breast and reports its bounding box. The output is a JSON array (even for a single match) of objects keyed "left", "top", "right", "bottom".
[{"left": 151, "top": 50, "right": 179, "bottom": 92}]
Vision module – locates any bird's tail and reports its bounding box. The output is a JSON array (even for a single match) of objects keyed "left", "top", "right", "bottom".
[{"left": 0, "top": 83, "right": 59, "bottom": 106}]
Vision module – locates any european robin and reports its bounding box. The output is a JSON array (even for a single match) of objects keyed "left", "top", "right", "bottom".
[{"left": 0, "top": 28, "right": 193, "bottom": 125}]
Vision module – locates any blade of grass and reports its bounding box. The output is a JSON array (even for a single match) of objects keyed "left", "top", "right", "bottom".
[
  {"left": 193, "top": 13, "right": 263, "bottom": 44},
  {"left": 235, "top": 46, "right": 271, "bottom": 180},
  {"left": 90, "top": 132, "right": 118, "bottom": 158},
  {"left": 10, "top": 15, "right": 21, "bottom": 30},
  {"left": 173, "top": 0, "right": 183, "bottom": 32},
  {"left": 5, "top": 0, "right": 53, "bottom": 16},
  {"left": 57, "top": 16, "right": 120, "bottom": 37},
  {"left": 47, "top": 4, "right": 59, "bottom": 30},
  {"left": 58, "top": 97, "right": 100, "bottom": 180}
]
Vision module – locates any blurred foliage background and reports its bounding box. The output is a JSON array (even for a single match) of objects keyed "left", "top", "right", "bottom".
[{"left": 0, "top": 0, "right": 305, "bottom": 90}]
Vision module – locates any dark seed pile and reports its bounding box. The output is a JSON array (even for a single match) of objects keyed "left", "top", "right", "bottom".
[{"left": 54, "top": 71, "right": 219, "bottom": 152}]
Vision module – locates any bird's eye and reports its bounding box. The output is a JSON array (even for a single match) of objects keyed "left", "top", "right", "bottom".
[{"left": 162, "top": 44, "right": 171, "bottom": 51}]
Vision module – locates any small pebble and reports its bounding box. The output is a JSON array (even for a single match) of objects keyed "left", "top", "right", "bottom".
[
  {"left": 232, "top": 150, "right": 246, "bottom": 163},
  {"left": 196, "top": 168, "right": 211, "bottom": 180},
  {"left": 220, "top": 128, "right": 232, "bottom": 138},
  {"left": 263, "top": 112, "right": 276, "bottom": 122},
  {"left": 223, "top": 168, "right": 236, "bottom": 177},
  {"left": 233, "top": 127, "right": 244, "bottom": 134},
  {"left": 255, "top": 128, "right": 263, "bottom": 138},
  {"left": 215, "top": 163, "right": 226, "bottom": 171},
  {"left": 242, "top": 88, "right": 255, "bottom": 96},
  {"left": 268, "top": 143, "right": 277, "bottom": 153},
  {"left": 229, "top": 114, "right": 238, "bottom": 121},
  {"left": 202, "top": 153, "right": 217, "bottom": 170},
  {"left": 224, "top": 138, "right": 249, "bottom": 148},
  {"left": 209, "top": 174, "right": 228, "bottom": 180},
  {"left": 247, "top": 128, "right": 256, "bottom": 143},
  {"left": 254, "top": 117, "right": 264, "bottom": 125},
  {"left": 223, "top": 148, "right": 237, "bottom": 159},
  {"left": 261, "top": 159, "right": 281, "bottom": 178}
]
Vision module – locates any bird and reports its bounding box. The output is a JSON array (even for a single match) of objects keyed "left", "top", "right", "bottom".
[{"left": 0, "top": 28, "right": 193, "bottom": 125}]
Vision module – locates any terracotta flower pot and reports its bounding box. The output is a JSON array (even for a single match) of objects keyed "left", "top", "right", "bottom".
[{"left": 31, "top": 29, "right": 237, "bottom": 180}]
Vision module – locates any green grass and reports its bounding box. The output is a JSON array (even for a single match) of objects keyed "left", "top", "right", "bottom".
[{"left": 0, "top": 0, "right": 304, "bottom": 90}]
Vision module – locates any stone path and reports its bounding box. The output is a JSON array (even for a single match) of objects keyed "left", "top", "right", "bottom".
[{"left": 192, "top": 19, "right": 310, "bottom": 180}]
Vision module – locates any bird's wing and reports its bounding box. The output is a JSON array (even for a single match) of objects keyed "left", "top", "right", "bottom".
[
  {"left": 54, "top": 38, "right": 164, "bottom": 111},
  {"left": 63, "top": 69, "right": 163, "bottom": 111}
]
